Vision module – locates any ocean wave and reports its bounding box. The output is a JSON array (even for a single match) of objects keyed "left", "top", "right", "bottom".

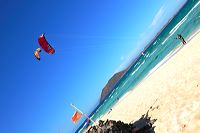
[
  {"left": 149, "top": 49, "right": 158, "bottom": 56},
  {"left": 169, "top": 15, "right": 187, "bottom": 35},
  {"left": 96, "top": 108, "right": 99, "bottom": 113},
  {"left": 161, "top": 2, "right": 200, "bottom": 46},
  {"left": 90, "top": 114, "right": 94, "bottom": 119},
  {"left": 187, "top": 1, "right": 200, "bottom": 17},
  {"left": 145, "top": 45, "right": 183, "bottom": 79},
  {"left": 136, "top": 61, "right": 140, "bottom": 66},
  {"left": 145, "top": 59, "right": 164, "bottom": 79},
  {"left": 140, "top": 60, "right": 145, "bottom": 66},
  {"left": 153, "top": 40, "right": 158, "bottom": 45},
  {"left": 161, "top": 35, "right": 171, "bottom": 45},
  {"left": 131, "top": 66, "right": 139, "bottom": 76},
  {"left": 99, "top": 115, "right": 103, "bottom": 119},
  {"left": 121, "top": 80, "right": 129, "bottom": 87},
  {"left": 115, "top": 87, "right": 119, "bottom": 91},
  {"left": 161, "top": 2, "right": 199, "bottom": 46},
  {"left": 145, "top": 52, "right": 150, "bottom": 58},
  {"left": 110, "top": 89, "right": 115, "bottom": 95},
  {"left": 169, "top": 1, "right": 200, "bottom": 36},
  {"left": 131, "top": 60, "right": 145, "bottom": 76}
]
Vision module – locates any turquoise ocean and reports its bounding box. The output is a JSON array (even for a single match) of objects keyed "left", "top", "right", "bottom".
[{"left": 77, "top": 0, "right": 200, "bottom": 132}]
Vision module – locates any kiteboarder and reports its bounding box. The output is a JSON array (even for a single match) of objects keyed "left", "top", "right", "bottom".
[
  {"left": 34, "top": 48, "right": 41, "bottom": 60},
  {"left": 176, "top": 34, "right": 186, "bottom": 45},
  {"left": 108, "top": 108, "right": 112, "bottom": 114}
]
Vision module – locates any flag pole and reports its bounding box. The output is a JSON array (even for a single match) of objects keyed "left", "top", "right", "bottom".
[{"left": 70, "top": 103, "right": 102, "bottom": 129}]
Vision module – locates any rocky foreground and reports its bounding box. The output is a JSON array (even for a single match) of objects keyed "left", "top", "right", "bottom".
[{"left": 86, "top": 110, "right": 157, "bottom": 133}]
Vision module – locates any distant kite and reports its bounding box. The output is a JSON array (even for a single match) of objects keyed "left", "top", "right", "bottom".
[{"left": 34, "top": 33, "right": 55, "bottom": 60}]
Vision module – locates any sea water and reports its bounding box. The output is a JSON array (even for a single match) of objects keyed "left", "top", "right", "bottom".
[{"left": 77, "top": 0, "right": 200, "bottom": 132}]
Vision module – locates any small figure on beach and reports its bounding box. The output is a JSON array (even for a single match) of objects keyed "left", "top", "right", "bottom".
[
  {"left": 176, "top": 34, "right": 186, "bottom": 45},
  {"left": 107, "top": 108, "right": 112, "bottom": 114}
]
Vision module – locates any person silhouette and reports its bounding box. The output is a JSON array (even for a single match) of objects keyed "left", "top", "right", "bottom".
[{"left": 177, "top": 34, "right": 186, "bottom": 45}]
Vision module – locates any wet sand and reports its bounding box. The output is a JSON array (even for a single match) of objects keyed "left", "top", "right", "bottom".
[{"left": 100, "top": 32, "right": 200, "bottom": 133}]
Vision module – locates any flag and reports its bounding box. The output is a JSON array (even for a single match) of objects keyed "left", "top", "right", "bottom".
[{"left": 71, "top": 111, "right": 82, "bottom": 124}]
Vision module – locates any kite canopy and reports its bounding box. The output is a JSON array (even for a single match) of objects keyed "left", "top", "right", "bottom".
[
  {"left": 38, "top": 33, "right": 55, "bottom": 54},
  {"left": 34, "top": 48, "right": 41, "bottom": 60}
]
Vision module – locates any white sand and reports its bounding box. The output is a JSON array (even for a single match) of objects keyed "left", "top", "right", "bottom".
[{"left": 100, "top": 32, "right": 200, "bottom": 133}]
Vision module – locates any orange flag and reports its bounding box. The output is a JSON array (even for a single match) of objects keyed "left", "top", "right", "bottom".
[{"left": 71, "top": 111, "right": 82, "bottom": 124}]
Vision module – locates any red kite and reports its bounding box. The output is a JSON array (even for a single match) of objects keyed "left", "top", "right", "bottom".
[{"left": 38, "top": 33, "right": 55, "bottom": 54}]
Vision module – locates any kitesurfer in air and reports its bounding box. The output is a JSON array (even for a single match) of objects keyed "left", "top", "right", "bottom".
[
  {"left": 34, "top": 48, "right": 41, "bottom": 60},
  {"left": 33, "top": 33, "right": 55, "bottom": 60}
]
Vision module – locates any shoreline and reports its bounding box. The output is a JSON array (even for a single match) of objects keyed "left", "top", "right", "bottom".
[
  {"left": 95, "top": 28, "right": 200, "bottom": 125},
  {"left": 107, "top": 27, "right": 200, "bottom": 115},
  {"left": 98, "top": 29, "right": 200, "bottom": 132}
]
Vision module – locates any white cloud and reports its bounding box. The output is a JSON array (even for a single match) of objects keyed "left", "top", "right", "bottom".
[
  {"left": 150, "top": 6, "right": 166, "bottom": 27},
  {"left": 136, "top": 5, "right": 167, "bottom": 48},
  {"left": 113, "top": 4, "right": 168, "bottom": 75}
]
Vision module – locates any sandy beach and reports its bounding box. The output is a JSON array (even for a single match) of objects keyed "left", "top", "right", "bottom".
[{"left": 99, "top": 31, "right": 200, "bottom": 133}]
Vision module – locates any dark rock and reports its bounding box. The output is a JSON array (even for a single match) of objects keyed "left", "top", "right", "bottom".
[
  {"left": 100, "top": 70, "right": 126, "bottom": 102},
  {"left": 86, "top": 118, "right": 155, "bottom": 133}
]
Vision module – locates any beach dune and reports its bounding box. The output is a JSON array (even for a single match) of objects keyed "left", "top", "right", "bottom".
[{"left": 100, "top": 32, "right": 200, "bottom": 133}]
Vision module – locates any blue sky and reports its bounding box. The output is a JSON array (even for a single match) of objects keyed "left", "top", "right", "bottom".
[{"left": 0, "top": 0, "right": 186, "bottom": 132}]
